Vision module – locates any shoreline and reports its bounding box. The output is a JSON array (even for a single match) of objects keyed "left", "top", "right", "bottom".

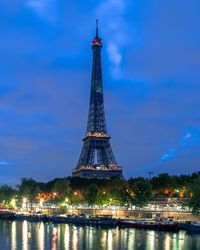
[
  {"left": 1, "top": 208, "right": 199, "bottom": 221},
  {"left": 0, "top": 210, "right": 199, "bottom": 233}
]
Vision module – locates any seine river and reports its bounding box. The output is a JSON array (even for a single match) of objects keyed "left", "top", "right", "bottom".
[{"left": 0, "top": 220, "right": 199, "bottom": 250}]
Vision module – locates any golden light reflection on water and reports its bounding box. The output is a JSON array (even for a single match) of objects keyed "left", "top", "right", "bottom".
[
  {"left": 37, "top": 223, "right": 44, "bottom": 250},
  {"left": 72, "top": 226, "right": 78, "bottom": 250},
  {"left": 164, "top": 235, "right": 171, "bottom": 250},
  {"left": 177, "top": 231, "right": 185, "bottom": 250},
  {"left": 1, "top": 220, "right": 200, "bottom": 250},
  {"left": 127, "top": 229, "right": 135, "bottom": 249},
  {"left": 123, "top": 229, "right": 129, "bottom": 247},
  {"left": 147, "top": 230, "right": 156, "bottom": 250},
  {"left": 11, "top": 221, "right": 16, "bottom": 250},
  {"left": 88, "top": 227, "right": 93, "bottom": 249},
  {"left": 22, "top": 221, "right": 28, "bottom": 250},
  {"left": 64, "top": 224, "right": 70, "bottom": 249},
  {"left": 108, "top": 230, "right": 113, "bottom": 250},
  {"left": 52, "top": 226, "right": 58, "bottom": 250},
  {"left": 100, "top": 230, "right": 107, "bottom": 249}
]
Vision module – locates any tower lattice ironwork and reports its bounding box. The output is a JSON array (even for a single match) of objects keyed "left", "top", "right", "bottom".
[{"left": 72, "top": 21, "right": 123, "bottom": 179}]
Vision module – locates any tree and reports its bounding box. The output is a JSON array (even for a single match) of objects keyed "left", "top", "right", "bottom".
[
  {"left": 189, "top": 176, "right": 200, "bottom": 215},
  {"left": 129, "top": 180, "right": 152, "bottom": 208},
  {"left": 0, "top": 185, "right": 17, "bottom": 204},
  {"left": 151, "top": 173, "right": 176, "bottom": 197},
  {"left": 53, "top": 179, "right": 71, "bottom": 197},
  {"left": 84, "top": 184, "right": 98, "bottom": 205},
  {"left": 107, "top": 188, "right": 129, "bottom": 206},
  {"left": 18, "top": 178, "right": 40, "bottom": 204}
]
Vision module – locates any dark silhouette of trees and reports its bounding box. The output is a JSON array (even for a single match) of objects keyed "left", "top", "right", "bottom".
[
  {"left": 0, "top": 185, "right": 17, "bottom": 205},
  {"left": 1, "top": 171, "right": 199, "bottom": 212},
  {"left": 18, "top": 178, "right": 41, "bottom": 204},
  {"left": 128, "top": 179, "right": 152, "bottom": 208},
  {"left": 189, "top": 176, "right": 200, "bottom": 215},
  {"left": 84, "top": 184, "right": 98, "bottom": 205}
]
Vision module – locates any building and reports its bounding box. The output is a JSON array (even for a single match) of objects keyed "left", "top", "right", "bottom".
[{"left": 72, "top": 21, "right": 123, "bottom": 179}]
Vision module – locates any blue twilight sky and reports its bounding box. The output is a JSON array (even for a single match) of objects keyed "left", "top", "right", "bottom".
[{"left": 0, "top": 0, "right": 200, "bottom": 185}]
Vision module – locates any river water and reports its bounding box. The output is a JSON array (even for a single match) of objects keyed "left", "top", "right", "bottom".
[{"left": 0, "top": 220, "right": 199, "bottom": 250}]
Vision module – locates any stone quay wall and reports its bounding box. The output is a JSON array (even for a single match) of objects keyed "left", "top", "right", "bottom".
[{"left": 65, "top": 208, "right": 199, "bottom": 221}]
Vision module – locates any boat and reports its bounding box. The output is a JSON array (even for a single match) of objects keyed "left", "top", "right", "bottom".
[
  {"left": 187, "top": 221, "right": 200, "bottom": 233},
  {"left": 51, "top": 214, "right": 118, "bottom": 226},
  {"left": 0, "top": 211, "right": 16, "bottom": 220},
  {"left": 15, "top": 213, "right": 50, "bottom": 222},
  {"left": 40, "top": 214, "right": 51, "bottom": 222},
  {"left": 178, "top": 221, "right": 191, "bottom": 230},
  {"left": 15, "top": 213, "right": 40, "bottom": 222},
  {"left": 120, "top": 219, "right": 179, "bottom": 231},
  {"left": 158, "top": 220, "right": 179, "bottom": 231},
  {"left": 120, "top": 219, "right": 159, "bottom": 229}
]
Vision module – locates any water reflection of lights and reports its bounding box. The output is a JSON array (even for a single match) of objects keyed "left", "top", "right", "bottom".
[
  {"left": 38, "top": 223, "right": 44, "bottom": 250},
  {"left": 22, "top": 220, "right": 28, "bottom": 250},
  {"left": 89, "top": 227, "right": 93, "bottom": 249},
  {"left": 127, "top": 229, "right": 135, "bottom": 249},
  {"left": 122, "top": 228, "right": 129, "bottom": 247},
  {"left": 177, "top": 231, "right": 185, "bottom": 249},
  {"left": 172, "top": 231, "right": 185, "bottom": 250},
  {"left": 164, "top": 235, "right": 171, "bottom": 250},
  {"left": 147, "top": 231, "right": 155, "bottom": 250},
  {"left": 11, "top": 221, "right": 16, "bottom": 250},
  {"left": 108, "top": 230, "right": 113, "bottom": 250},
  {"left": 72, "top": 226, "right": 78, "bottom": 250},
  {"left": 100, "top": 231, "right": 107, "bottom": 249},
  {"left": 52, "top": 227, "right": 58, "bottom": 250},
  {"left": 64, "top": 225, "right": 70, "bottom": 249}
]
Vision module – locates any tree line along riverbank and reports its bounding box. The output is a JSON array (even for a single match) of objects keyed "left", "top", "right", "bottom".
[{"left": 0, "top": 171, "right": 200, "bottom": 215}]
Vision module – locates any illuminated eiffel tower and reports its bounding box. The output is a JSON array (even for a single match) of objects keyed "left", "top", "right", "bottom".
[{"left": 72, "top": 21, "right": 123, "bottom": 179}]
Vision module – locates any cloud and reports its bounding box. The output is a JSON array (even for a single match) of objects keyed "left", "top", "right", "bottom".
[
  {"left": 0, "top": 161, "right": 14, "bottom": 166},
  {"left": 181, "top": 127, "right": 200, "bottom": 147},
  {"left": 160, "top": 126, "right": 200, "bottom": 163},
  {"left": 160, "top": 148, "right": 176, "bottom": 161},
  {"left": 25, "top": 0, "right": 56, "bottom": 22},
  {"left": 95, "top": 0, "right": 129, "bottom": 79},
  {"left": 107, "top": 43, "right": 121, "bottom": 65},
  {"left": 107, "top": 43, "right": 122, "bottom": 78}
]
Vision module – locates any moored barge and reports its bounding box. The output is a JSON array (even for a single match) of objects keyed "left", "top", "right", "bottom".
[
  {"left": 120, "top": 219, "right": 179, "bottom": 231},
  {"left": 187, "top": 221, "right": 200, "bottom": 233},
  {"left": 51, "top": 214, "right": 118, "bottom": 227}
]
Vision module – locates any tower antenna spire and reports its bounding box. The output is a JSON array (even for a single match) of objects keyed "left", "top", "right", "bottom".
[{"left": 96, "top": 19, "right": 99, "bottom": 38}]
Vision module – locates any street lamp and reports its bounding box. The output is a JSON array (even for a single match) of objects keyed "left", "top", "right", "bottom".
[
  {"left": 22, "top": 197, "right": 27, "bottom": 211},
  {"left": 65, "top": 198, "right": 69, "bottom": 208}
]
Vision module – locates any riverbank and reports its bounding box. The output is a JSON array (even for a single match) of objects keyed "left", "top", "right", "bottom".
[
  {"left": 0, "top": 211, "right": 190, "bottom": 232},
  {"left": 58, "top": 208, "right": 200, "bottom": 221},
  {"left": 0, "top": 209, "right": 200, "bottom": 228},
  {"left": 1, "top": 208, "right": 199, "bottom": 221},
  {"left": 0, "top": 209, "right": 199, "bottom": 233}
]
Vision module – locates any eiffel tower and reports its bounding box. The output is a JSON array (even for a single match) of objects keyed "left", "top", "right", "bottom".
[{"left": 72, "top": 21, "right": 123, "bottom": 179}]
